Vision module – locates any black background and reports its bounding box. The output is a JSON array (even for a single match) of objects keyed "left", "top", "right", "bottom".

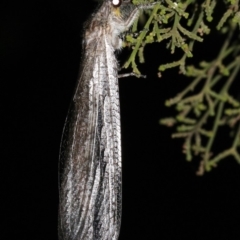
[{"left": 1, "top": 1, "right": 240, "bottom": 239}]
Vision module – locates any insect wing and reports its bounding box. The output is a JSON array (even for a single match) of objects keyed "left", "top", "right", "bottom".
[{"left": 59, "top": 36, "right": 122, "bottom": 240}]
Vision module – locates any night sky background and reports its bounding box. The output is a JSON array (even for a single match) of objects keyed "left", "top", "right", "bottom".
[{"left": 1, "top": 1, "right": 240, "bottom": 240}]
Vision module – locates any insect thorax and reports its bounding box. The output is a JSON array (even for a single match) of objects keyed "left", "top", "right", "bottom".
[{"left": 83, "top": 0, "right": 139, "bottom": 50}]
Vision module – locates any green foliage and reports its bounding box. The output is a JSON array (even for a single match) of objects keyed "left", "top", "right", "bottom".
[{"left": 124, "top": 0, "right": 240, "bottom": 175}]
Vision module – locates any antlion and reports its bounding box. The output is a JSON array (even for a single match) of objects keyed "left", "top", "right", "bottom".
[{"left": 58, "top": 1, "right": 157, "bottom": 239}]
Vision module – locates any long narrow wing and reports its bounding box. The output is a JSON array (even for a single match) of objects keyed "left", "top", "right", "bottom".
[{"left": 58, "top": 34, "right": 121, "bottom": 240}]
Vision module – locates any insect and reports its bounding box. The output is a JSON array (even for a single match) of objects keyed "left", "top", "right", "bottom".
[{"left": 58, "top": 0, "right": 157, "bottom": 239}]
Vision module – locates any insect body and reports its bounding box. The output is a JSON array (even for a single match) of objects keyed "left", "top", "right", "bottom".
[{"left": 58, "top": 1, "right": 155, "bottom": 239}]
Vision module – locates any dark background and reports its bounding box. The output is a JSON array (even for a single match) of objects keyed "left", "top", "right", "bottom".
[{"left": 1, "top": 1, "right": 240, "bottom": 239}]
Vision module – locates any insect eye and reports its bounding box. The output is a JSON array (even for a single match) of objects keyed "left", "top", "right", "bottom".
[{"left": 111, "top": 0, "right": 122, "bottom": 7}]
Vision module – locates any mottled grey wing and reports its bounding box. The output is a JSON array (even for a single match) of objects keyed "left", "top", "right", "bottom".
[{"left": 58, "top": 36, "right": 121, "bottom": 240}]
